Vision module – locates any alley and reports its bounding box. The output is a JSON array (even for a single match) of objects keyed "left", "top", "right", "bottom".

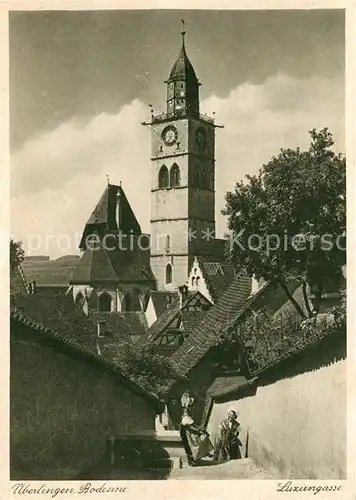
[{"left": 169, "top": 458, "right": 273, "bottom": 480}]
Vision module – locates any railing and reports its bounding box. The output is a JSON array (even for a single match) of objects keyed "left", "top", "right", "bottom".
[{"left": 151, "top": 111, "right": 214, "bottom": 125}]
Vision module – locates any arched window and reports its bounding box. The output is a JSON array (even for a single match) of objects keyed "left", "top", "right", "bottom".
[
  {"left": 170, "top": 164, "right": 180, "bottom": 188},
  {"left": 165, "top": 235, "right": 171, "bottom": 253},
  {"left": 166, "top": 263, "right": 173, "bottom": 284},
  {"left": 75, "top": 292, "right": 85, "bottom": 308},
  {"left": 192, "top": 277, "right": 196, "bottom": 287},
  {"left": 196, "top": 277, "right": 200, "bottom": 286},
  {"left": 98, "top": 292, "right": 112, "bottom": 312},
  {"left": 159, "top": 165, "right": 169, "bottom": 188}
]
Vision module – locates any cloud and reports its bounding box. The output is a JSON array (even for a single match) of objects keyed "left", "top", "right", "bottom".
[{"left": 11, "top": 73, "right": 344, "bottom": 257}]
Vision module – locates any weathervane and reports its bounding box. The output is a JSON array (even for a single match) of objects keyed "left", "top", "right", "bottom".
[{"left": 181, "top": 18, "right": 186, "bottom": 41}]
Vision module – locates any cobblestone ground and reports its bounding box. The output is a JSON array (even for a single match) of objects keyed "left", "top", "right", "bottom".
[{"left": 169, "top": 458, "right": 273, "bottom": 480}]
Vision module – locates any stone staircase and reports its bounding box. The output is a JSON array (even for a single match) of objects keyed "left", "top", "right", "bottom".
[{"left": 169, "top": 457, "right": 274, "bottom": 479}]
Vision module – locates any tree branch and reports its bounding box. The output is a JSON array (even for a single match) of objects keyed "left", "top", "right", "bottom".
[{"left": 277, "top": 279, "right": 306, "bottom": 319}]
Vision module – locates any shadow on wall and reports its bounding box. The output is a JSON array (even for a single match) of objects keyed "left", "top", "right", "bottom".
[{"left": 76, "top": 438, "right": 172, "bottom": 480}]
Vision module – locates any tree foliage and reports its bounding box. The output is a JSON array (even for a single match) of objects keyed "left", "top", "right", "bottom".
[
  {"left": 10, "top": 239, "right": 25, "bottom": 273},
  {"left": 215, "top": 292, "right": 346, "bottom": 375},
  {"left": 112, "top": 343, "right": 180, "bottom": 398},
  {"left": 223, "top": 128, "right": 346, "bottom": 317}
]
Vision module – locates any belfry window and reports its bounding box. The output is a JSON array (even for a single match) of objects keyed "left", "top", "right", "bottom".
[
  {"left": 166, "top": 263, "right": 173, "bottom": 285},
  {"left": 159, "top": 165, "right": 169, "bottom": 188},
  {"left": 98, "top": 292, "right": 112, "bottom": 312},
  {"left": 170, "top": 164, "right": 180, "bottom": 188}
]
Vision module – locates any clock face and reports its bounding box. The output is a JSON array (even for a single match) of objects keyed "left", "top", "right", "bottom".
[
  {"left": 195, "top": 127, "right": 207, "bottom": 150},
  {"left": 162, "top": 125, "right": 178, "bottom": 146}
]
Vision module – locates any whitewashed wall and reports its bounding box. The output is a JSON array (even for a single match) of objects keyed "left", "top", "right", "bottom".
[{"left": 207, "top": 359, "right": 346, "bottom": 479}]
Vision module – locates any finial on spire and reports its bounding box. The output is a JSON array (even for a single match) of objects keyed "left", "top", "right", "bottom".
[
  {"left": 181, "top": 18, "right": 186, "bottom": 42},
  {"left": 106, "top": 174, "right": 110, "bottom": 185}
]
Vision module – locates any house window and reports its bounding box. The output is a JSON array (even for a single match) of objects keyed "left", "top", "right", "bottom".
[
  {"left": 98, "top": 292, "right": 112, "bottom": 312},
  {"left": 170, "top": 164, "right": 180, "bottom": 188},
  {"left": 159, "top": 165, "right": 169, "bottom": 188},
  {"left": 166, "top": 263, "right": 173, "bottom": 284}
]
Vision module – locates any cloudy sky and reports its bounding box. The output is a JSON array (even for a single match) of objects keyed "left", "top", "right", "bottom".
[{"left": 10, "top": 9, "right": 345, "bottom": 257}]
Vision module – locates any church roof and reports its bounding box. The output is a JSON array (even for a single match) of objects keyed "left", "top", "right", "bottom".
[
  {"left": 72, "top": 183, "right": 154, "bottom": 285},
  {"left": 70, "top": 243, "right": 155, "bottom": 285},
  {"left": 79, "top": 184, "right": 142, "bottom": 249},
  {"left": 70, "top": 246, "right": 119, "bottom": 283},
  {"left": 169, "top": 38, "right": 198, "bottom": 83}
]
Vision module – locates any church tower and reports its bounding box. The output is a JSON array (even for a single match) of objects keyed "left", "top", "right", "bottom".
[{"left": 145, "top": 28, "right": 217, "bottom": 290}]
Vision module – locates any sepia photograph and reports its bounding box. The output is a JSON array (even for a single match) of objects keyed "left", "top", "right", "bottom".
[{"left": 9, "top": 6, "right": 347, "bottom": 485}]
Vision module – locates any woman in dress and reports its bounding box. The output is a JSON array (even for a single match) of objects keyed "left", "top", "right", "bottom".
[
  {"left": 179, "top": 392, "right": 213, "bottom": 466},
  {"left": 214, "top": 409, "right": 242, "bottom": 461}
]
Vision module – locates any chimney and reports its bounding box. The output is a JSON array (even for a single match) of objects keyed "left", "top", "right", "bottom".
[
  {"left": 178, "top": 284, "right": 189, "bottom": 309},
  {"left": 116, "top": 189, "right": 121, "bottom": 230}
]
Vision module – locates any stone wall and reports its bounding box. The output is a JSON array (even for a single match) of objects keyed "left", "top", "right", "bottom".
[
  {"left": 207, "top": 358, "right": 346, "bottom": 479},
  {"left": 10, "top": 322, "right": 157, "bottom": 480}
]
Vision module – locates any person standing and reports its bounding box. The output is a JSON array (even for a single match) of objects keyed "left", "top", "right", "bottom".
[
  {"left": 179, "top": 392, "right": 213, "bottom": 466},
  {"left": 215, "top": 410, "right": 242, "bottom": 460}
]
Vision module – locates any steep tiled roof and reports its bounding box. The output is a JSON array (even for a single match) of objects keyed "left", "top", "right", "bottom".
[
  {"left": 207, "top": 375, "right": 255, "bottom": 398},
  {"left": 11, "top": 310, "right": 161, "bottom": 406},
  {"left": 21, "top": 256, "right": 79, "bottom": 287},
  {"left": 79, "top": 184, "right": 141, "bottom": 249},
  {"left": 169, "top": 40, "right": 198, "bottom": 83},
  {"left": 169, "top": 275, "right": 257, "bottom": 377},
  {"left": 71, "top": 237, "right": 155, "bottom": 285},
  {"left": 90, "top": 311, "right": 147, "bottom": 339},
  {"left": 180, "top": 310, "right": 208, "bottom": 338},
  {"left": 70, "top": 246, "right": 119, "bottom": 283},
  {"left": 13, "top": 294, "right": 99, "bottom": 352},
  {"left": 197, "top": 255, "right": 251, "bottom": 302}
]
